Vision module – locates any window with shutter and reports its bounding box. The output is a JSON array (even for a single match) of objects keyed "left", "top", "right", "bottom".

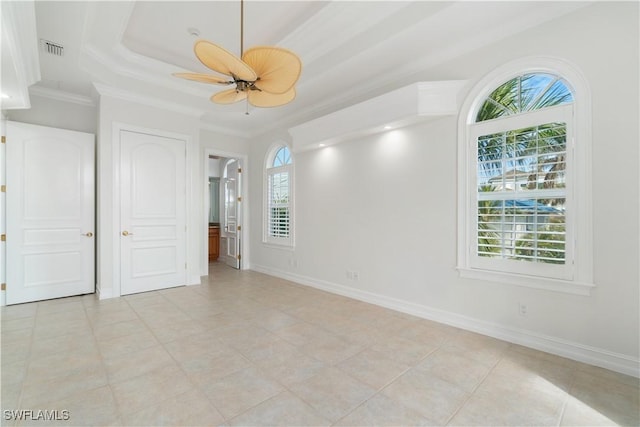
[
  {"left": 264, "top": 145, "right": 294, "bottom": 246},
  {"left": 457, "top": 61, "right": 594, "bottom": 295}
]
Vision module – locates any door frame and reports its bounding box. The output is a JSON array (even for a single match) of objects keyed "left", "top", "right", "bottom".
[
  {"left": 112, "top": 122, "right": 193, "bottom": 298},
  {"left": 202, "top": 148, "right": 249, "bottom": 275}
]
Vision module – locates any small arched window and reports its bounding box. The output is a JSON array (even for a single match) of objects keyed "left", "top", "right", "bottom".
[
  {"left": 458, "top": 60, "right": 593, "bottom": 294},
  {"left": 264, "top": 145, "right": 293, "bottom": 246}
]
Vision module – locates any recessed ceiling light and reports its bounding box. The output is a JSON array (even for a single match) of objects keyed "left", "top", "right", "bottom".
[
  {"left": 319, "top": 144, "right": 326, "bottom": 147},
  {"left": 0, "top": 93, "right": 11, "bottom": 99},
  {"left": 383, "top": 125, "right": 392, "bottom": 130},
  {"left": 187, "top": 27, "right": 200, "bottom": 37}
]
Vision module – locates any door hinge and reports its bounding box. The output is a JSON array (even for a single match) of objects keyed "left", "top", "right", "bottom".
[
  {"left": 1, "top": 234, "right": 5, "bottom": 242},
  {"left": 237, "top": 225, "right": 241, "bottom": 231},
  {"left": 237, "top": 196, "right": 242, "bottom": 202},
  {"left": 238, "top": 168, "right": 242, "bottom": 173},
  {"left": 237, "top": 254, "right": 241, "bottom": 260},
  {"left": 1, "top": 283, "right": 5, "bottom": 291},
  {"left": 1, "top": 136, "right": 5, "bottom": 144},
  {"left": 0, "top": 185, "right": 5, "bottom": 193}
]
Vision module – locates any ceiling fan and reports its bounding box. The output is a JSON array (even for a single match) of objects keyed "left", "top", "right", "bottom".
[{"left": 174, "top": 0, "right": 302, "bottom": 109}]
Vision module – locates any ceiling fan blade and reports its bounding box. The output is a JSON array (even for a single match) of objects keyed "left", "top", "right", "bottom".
[
  {"left": 194, "top": 40, "right": 257, "bottom": 82},
  {"left": 248, "top": 87, "right": 296, "bottom": 108},
  {"left": 211, "top": 89, "right": 248, "bottom": 104},
  {"left": 173, "top": 72, "right": 232, "bottom": 85},
  {"left": 243, "top": 47, "right": 302, "bottom": 94}
]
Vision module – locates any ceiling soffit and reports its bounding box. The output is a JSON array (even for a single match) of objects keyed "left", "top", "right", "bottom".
[{"left": 76, "top": 1, "right": 590, "bottom": 137}]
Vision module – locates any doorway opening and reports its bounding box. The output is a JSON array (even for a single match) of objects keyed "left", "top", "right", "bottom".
[{"left": 203, "top": 148, "right": 248, "bottom": 275}]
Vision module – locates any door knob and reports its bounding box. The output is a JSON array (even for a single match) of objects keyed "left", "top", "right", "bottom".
[
  {"left": 82, "top": 232, "right": 93, "bottom": 237},
  {"left": 122, "top": 231, "right": 133, "bottom": 236}
]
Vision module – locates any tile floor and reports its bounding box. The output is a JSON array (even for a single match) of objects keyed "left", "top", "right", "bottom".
[{"left": 1, "top": 263, "right": 638, "bottom": 426}]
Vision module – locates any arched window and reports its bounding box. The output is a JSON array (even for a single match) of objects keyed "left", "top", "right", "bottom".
[
  {"left": 458, "top": 59, "right": 593, "bottom": 294},
  {"left": 264, "top": 145, "right": 293, "bottom": 245}
]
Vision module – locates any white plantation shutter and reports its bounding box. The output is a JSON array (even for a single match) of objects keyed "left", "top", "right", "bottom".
[
  {"left": 268, "top": 170, "right": 290, "bottom": 237},
  {"left": 265, "top": 146, "right": 293, "bottom": 245},
  {"left": 470, "top": 104, "right": 573, "bottom": 280}
]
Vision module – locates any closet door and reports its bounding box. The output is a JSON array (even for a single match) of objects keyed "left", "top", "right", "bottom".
[
  {"left": 119, "top": 130, "right": 186, "bottom": 295},
  {"left": 6, "top": 121, "right": 95, "bottom": 304}
]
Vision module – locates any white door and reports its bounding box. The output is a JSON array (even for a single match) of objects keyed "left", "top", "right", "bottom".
[
  {"left": 6, "top": 121, "right": 95, "bottom": 304},
  {"left": 120, "top": 130, "right": 186, "bottom": 295},
  {"left": 222, "top": 159, "right": 241, "bottom": 269}
]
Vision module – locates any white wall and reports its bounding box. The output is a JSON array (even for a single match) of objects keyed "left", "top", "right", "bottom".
[
  {"left": 249, "top": 2, "right": 639, "bottom": 376},
  {"left": 4, "top": 95, "right": 97, "bottom": 134}
]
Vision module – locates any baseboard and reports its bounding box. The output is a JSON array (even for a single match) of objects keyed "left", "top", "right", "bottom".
[
  {"left": 251, "top": 264, "right": 639, "bottom": 378},
  {"left": 187, "top": 274, "right": 201, "bottom": 286},
  {"left": 96, "top": 284, "right": 113, "bottom": 300}
]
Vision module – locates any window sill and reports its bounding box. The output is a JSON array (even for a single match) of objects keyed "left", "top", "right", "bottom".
[
  {"left": 262, "top": 241, "right": 295, "bottom": 251},
  {"left": 456, "top": 267, "right": 595, "bottom": 296}
]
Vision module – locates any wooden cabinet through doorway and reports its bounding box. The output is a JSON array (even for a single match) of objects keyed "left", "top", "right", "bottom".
[{"left": 208, "top": 226, "right": 220, "bottom": 261}]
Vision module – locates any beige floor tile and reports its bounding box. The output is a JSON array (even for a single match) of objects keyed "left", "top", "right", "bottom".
[
  {"left": 197, "top": 366, "right": 284, "bottom": 419},
  {"left": 143, "top": 318, "right": 208, "bottom": 343},
  {"left": 288, "top": 366, "right": 376, "bottom": 422},
  {"left": 397, "top": 319, "right": 458, "bottom": 347},
  {"left": 96, "top": 329, "right": 159, "bottom": 359},
  {"left": 121, "top": 388, "right": 224, "bottom": 427},
  {"left": 381, "top": 368, "right": 469, "bottom": 425},
  {"left": 24, "top": 344, "right": 102, "bottom": 385},
  {"left": 110, "top": 364, "right": 193, "bottom": 414},
  {"left": 256, "top": 347, "right": 327, "bottom": 387},
  {"left": 40, "top": 385, "right": 120, "bottom": 427},
  {"left": 36, "top": 298, "right": 85, "bottom": 316},
  {"left": 228, "top": 391, "right": 331, "bottom": 427},
  {"left": 30, "top": 332, "right": 97, "bottom": 360},
  {"left": 561, "top": 396, "right": 624, "bottom": 426},
  {"left": 2, "top": 316, "right": 36, "bottom": 333},
  {"left": 414, "top": 348, "right": 492, "bottom": 392},
  {"left": 178, "top": 348, "right": 251, "bottom": 381},
  {"left": 370, "top": 335, "right": 439, "bottom": 366},
  {"left": 273, "top": 321, "right": 334, "bottom": 347},
  {"left": 103, "top": 344, "right": 175, "bottom": 384},
  {"left": 247, "top": 308, "right": 300, "bottom": 332},
  {"left": 0, "top": 263, "right": 635, "bottom": 427},
  {"left": 20, "top": 365, "right": 108, "bottom": 410},
  {"left": 86, "top": 305, "right": 139, "bottom": 328},
  {"left": 448, "top": 392, "right": 562, "bottom": 426},
  {"left": 123, "top": 291, "right": 169, "bottom": 309},
  {"left": 1, "top": 303, "right": 38, "bottom": 321},
  {"left": 567, "top": 370, "right": 640, "bottom": 426},
  {"left": 0, "top": 339, "right": 32, "bottom": 366},
  {"left": 161, "top": 331, "right": 229, "bottom": 361},
  {"left": 335, "top": 393, "right": 437, "bottom": 426},
  {"left": 298, "top": 332, "right": 365, "bottom": 365},
  {"left": 440, "top": 330, "right": 509, "bottom": 367},
  {"left": 336, "top": 348, "right": 410, "bottom": 390},
  {"left": 1, "top": 381, "right": 22, "bottom": 414},
  {"left": 237, "top": 335, "right": 300, "bottom": 364},
  {"left": 92, "top": 318, "right": 150, "bottom": 342}
]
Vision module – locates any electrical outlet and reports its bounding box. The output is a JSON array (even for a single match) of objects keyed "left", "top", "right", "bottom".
[
  {"left": 346, "top": 270, "right": 359, "bottom": 280},
  {"left": 518, "top": 302, "right": 527, "bottom": 316}
]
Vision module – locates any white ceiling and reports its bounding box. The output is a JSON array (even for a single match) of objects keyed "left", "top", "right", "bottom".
[{"left": 16, "top": 1, "right": 590, "bottom": 137}]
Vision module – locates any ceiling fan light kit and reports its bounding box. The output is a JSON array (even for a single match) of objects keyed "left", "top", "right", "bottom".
[{"left": 174, "top": 0, "right": 302, "bottom": 109}]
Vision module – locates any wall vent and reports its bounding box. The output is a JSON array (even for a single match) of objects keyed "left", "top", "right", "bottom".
[{"left": 40, "top": 39, "right": 64, "bottom": 56}]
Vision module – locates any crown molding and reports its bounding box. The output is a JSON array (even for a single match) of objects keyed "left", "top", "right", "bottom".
[
  {"left": 1, "top": 0, "right": 40, "bottom": 110},
  {"left": 29, "top": 85, "right": 95, "bottom": 107},
  {"left": 93, "top": 82, "right": 203, "bottom": 118}
]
